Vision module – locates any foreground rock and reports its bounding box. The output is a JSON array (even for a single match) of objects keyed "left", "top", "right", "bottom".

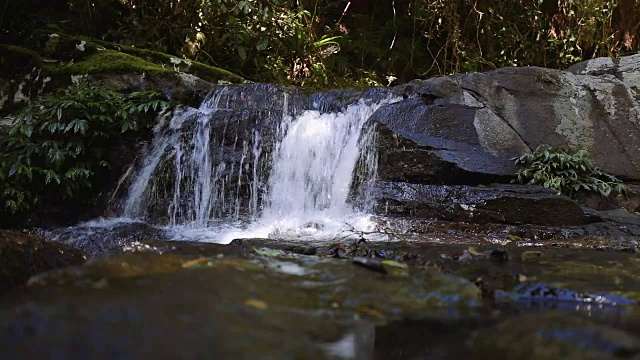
[
  {"left": 0, "top": 230, "right": 85, "bottom": 289},
  {"left": 0, "top": 246, "right": 481, "bottom": 359},
  {"left": 42, "top": 220, "right": 172, "bottom": 258},
  {"left": 2, "top": 234, "right": 640, "bottom": 358},
  {"left": 470, "top": 312, "right": 640, "bottom": 359}
]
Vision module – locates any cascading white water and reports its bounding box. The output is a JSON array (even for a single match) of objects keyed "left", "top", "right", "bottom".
[
  {"left": 121, "top": 88, "right": 268, "bottom": 226},
  {"left": 118, "top": 86, "right": 392, "bottom": 243},
  {"left": 260, "top": 100, "right": 379, "bottom": 223},
  {"left": 193, "top": 98, "right": 387, "bottom": 243}
]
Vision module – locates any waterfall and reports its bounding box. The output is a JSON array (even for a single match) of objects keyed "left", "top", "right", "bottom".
[
  {"left": 117, "top": 85, "right": 392, "bottom": 242},
  {"left": 121, "top": 86, "right": 273, "bottom": 226},
  {"left": 263, "top": 100, "right": 378, "bottom": 218}
]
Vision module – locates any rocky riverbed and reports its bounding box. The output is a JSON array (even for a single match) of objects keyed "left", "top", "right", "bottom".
[{"left": 2, "top": 217, "right": 640, "bottom": 359}]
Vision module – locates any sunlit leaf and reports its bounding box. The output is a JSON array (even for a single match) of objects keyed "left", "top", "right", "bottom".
[
  {"left": 244, "top": 298, "right": 268, "bottom": 310},
  {"left": 381, "top": 260, "right": 408, "bottom": 269}
]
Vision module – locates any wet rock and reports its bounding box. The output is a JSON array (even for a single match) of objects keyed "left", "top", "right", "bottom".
[
  {"left": 619, "top": 184, "right": 640, "bottom": 213},
  {"left": 352, "top": 257, "right": 409, "bottom": 275},
  {"left": 374, "top": 318, "right": 478, "bottom": 359},
  {"left": 498, "top": 281, "right": 636, "bottom": 307},
  {"left": 469, "top": 312, "right": 640, "bottom": 359},
  {"left": 373, "top": 181, "right": 588, "bottom": 226},
  {"left": 0, "top": 230, "right": 85, "bottom": 289},
  {"left": 371, "top": 97, "right": 526, "bottom": 185},
  {"left": 27, "top": 253, "right": 189, "bottom": 287},
  {"left": 0, "top": 246, "right": 481, "bottom": 358},
  {"left": 43, "top": 220, "right": 171, "bottom": 258},
  {"left": 580, "top": 209, "right": 640, "bottom": 238}
]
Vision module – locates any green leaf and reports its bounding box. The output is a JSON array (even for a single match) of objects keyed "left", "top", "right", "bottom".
[
  {"left": 253, "top": 247, "right": 285, "bottom": 257},
  {"left": 43, "top": 170, "right": 61, "bottom": 185},
  {"left": 65, "top": 119, "right": 89, "bottom": 134},
  {"left": 513, "top": 145, "right": 625, "bottom": 199},
  {"left": 238, "top": 46, "right": 247, "bottom": 61},
  {"left": 381, "top": 260, "right": 409, "bottom": 269}
]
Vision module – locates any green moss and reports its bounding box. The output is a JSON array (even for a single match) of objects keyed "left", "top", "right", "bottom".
[
  {"left": 22, "top": 29, "right": 243, "bottom": 84},
  {"left": 109, "top": 46, "right": 244, "bottom": 83},
  {"left": 45, "top": 50, "right": 173, "bottom": 76},
  {"left": 533, "top": 72, "right": 561, "bottom": 86}
]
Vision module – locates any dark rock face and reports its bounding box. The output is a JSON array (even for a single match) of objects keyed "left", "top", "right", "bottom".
[
  {"left": 0, "top": 230, "right": 85, "bottom": 289},
  {"left": 375, "top": 59, "right": 640, "bottom": 183},
  {"left": 109, "top": 84, "right": 312, "bottom": 223},
  {"left": 372, "top": 76, "right": 529, "bottom": 185},
  {"left": 366, "top": 55, "right": 640, "bottom": 226},
  {"left": 373, "top": 182, "right": 589, "bottom": 226}
]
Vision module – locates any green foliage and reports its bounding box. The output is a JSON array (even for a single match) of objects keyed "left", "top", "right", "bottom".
[
  {"left": 101, "top": 0, "right": 640, "bottom": 85},
  {"left": 0, "top": 81, "right": 171, "bottom": 214},
  {"left": 513, "top": 145, "right": 627, "bottom": 198},
  {"left": 90, "top": 0, "right": 341, "bottom": 85},
  {"left": 4, "top": 0, "right": 640, "bottom": 86}
]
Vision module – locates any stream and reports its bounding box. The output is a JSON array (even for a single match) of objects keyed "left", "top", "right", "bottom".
[{"left": 2, "top": 85, "right": 640, "bottom": 359}]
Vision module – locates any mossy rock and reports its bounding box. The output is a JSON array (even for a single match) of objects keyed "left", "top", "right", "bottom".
[
  {"left": 23, "top": 29, "right": 243, "bottom": 84},
  {"left": 0, "top": 30, "right": 244, "bottom": 114},
  {"left": 103, "top": 45, "right": 244, "bottom": 84},
  {"left": 0, "top": 230, "right": 86, "bottom": 290},
  {"left": 46, "top": 50, "right": 172, "bottom": 77}
]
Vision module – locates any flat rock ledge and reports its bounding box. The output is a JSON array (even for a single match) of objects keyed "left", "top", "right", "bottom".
[{"left": 373, "top": 182, "right": 589, "bottom": 227}]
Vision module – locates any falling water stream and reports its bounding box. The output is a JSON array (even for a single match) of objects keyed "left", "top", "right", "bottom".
[{"left": 114, "top": 86, "right": 393, "bottom": 244}]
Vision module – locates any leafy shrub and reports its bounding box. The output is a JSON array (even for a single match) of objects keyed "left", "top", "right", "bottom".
[
  {"left": 0, "top": 81, "right": 171, "bottom": 215},
  {"left": 513, "top": 145, "right": 626, "bottom": 198}
]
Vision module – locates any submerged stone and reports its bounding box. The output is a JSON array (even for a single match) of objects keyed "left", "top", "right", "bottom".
[
  {"left": 469, "top": 312, "right": 640, "bottom": 359},
  {"left": 0, "top": 230, "right": 85, "bottom": 289},
  {"left": 0, "top": 246, "right": 481, "bottom": 358}
]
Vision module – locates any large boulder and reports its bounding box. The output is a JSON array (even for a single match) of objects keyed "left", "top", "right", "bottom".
[
  {"left": 460, "top": 66, "right": 640, "bottom": 180},
  {"left": 375, "top": 56, "right": 640, "bottom": 183},
  {"left": 470, "top": 312, "right": 640, "bottom": 359},
  {"left": 371, "top": 92, "right": 528, "bottom": 185}
]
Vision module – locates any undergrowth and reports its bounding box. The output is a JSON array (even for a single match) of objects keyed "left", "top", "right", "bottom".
[
  {"left": 0, "top": 80, "right": 171, "bottom": 215},
  {"left": 513, "top": 145, "right": 626, "bottom": 198}
]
